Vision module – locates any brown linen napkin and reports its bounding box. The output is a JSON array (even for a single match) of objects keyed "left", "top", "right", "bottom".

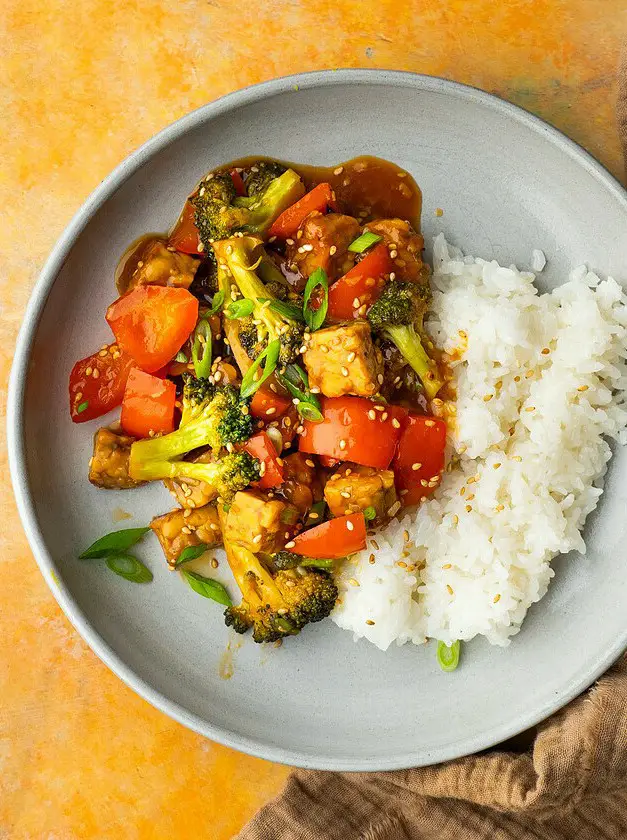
[{"left": 237, "top": 73, "right": 627, "bottom": 840}]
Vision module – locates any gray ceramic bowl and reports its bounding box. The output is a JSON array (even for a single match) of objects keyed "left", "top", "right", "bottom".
[{"left": 8, "top": 71, "right": 627, "bottom": 770}]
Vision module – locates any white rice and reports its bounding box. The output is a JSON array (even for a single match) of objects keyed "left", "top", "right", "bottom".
[{"left": 332, "top": 235, "right": 627, "bottom": 650}]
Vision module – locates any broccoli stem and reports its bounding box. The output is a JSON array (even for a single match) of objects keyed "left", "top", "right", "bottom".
[
  {"left": 384, "top": 323, "right": 443, "bottom": 399},
  {"left": 129, "top": 422, "right": 212, "bottom": 469}
]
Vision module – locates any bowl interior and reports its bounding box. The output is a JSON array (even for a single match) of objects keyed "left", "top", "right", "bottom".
[{"left": 15, "top": 74, "right": 627, "bottom": 769}]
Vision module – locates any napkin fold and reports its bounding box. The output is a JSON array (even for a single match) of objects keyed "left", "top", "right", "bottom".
[{"left": 238, "top": 67, "right": 627, "bottom": 840}]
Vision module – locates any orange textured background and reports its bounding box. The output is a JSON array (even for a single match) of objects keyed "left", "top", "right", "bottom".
[{"left": 1, "top": 2, "right": 626, "bottom": 837}]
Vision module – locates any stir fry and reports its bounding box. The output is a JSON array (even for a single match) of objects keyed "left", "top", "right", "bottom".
[{"left": 70, "top": 156, "right": 448, "bottom": 643}]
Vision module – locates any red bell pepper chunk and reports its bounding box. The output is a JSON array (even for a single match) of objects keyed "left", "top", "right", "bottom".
[
  {"left": 268, "top": 183, "right": 334, "bottom": 239},
  {"left": 69, "top": 344, "right": 135, "bottom": 423},
  {"left": 230, "top": 169, "right": 247, "bottom": 196},
  {"left": 327, "top": 243, "right": 393, "bottom": 321},
  {"left": 392, "top": 413, "right": 447, "bottom": 504},
  {"left": 250, "top": 388, "right": 292, "bottom": 421},
  {"left": 244, "top": 431, "right": 285, "bottom": 489},
  {"left": 106, "top": 285, "right": 199, "bottom": 373},
  {"left": 120, "top": 368, "right": 176, "bottom": 439},
  {"left": 168, "top": 199, "right": 202, "bottom": 255},
  {"left": 318, "top": 455, "right": 341, "bottom": 469},
  {"left": 299, "top": 396, "right": 407, "bottom": 470},
  {"left": 291, "top": 513, "right": 366, "bottom": 559}
]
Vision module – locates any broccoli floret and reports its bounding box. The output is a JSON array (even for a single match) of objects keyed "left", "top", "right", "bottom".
[
  {"left": 191, "top": 168, "right": 304, "bottom": 249},
  {"left": 214, "top": 236, "right": 304, "bottom": 367},
  {"left": 367, "top": 280, "right": 443, "bottom": 399},
  {"left": 222, "top": 541, "right": 338, "bottom": 643},
  {"left": 244, "top": 161, "right": 287, "bottom": 197},
  {"left": 130, "top": 448, "right": 260, "bottom": 503},
  {"left": 273, "top": 550, "right": 334, "bottom": 572},
  {"left": 128, "top": 380, "right": 256, "bottom": 494}
]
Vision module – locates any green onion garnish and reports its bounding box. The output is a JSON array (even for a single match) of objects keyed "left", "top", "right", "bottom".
[
  {"left": 305, "top": 499, "right": 326, "bottom": 526},
  {"left": 105, "top": 553, "right": 153, "bottom": 583},
  {"left": 175, "top": 543, "right": 209, "bottom": 568},
  {"left": 181, "top": 570, "right": 232, "bottom": 606},
  {"left": 278, "top": 364, "right": 323, "bottom": 422},
  {"left": 76, "top": 400, "right": 89, "bottom": 414},
  {"left": 79, "top": 527, "right": 150, "bottom": 559},
  {"left": 240, "top": 339, "right": 280, "bottom": 399},
  {"left": 363, "top": 506, "right": 377, "bottom": 521},
  {"left": 348, "top": 231, "right": 383, "bottom": 253},
  {"left": 303, "top": 268, "right": 328, "bottom": 331},
  {"left": 174, "top": 350, "right": 188, "bottom": 363},
  {"left": 225, "top": 298, "right": 254, "bottom": 319},
  {"left": 257, "top": 297, "right": 305, "bottom": 323},
  {"left": 436, "top": 640, "right": 461, "bottom": 672},
  {"left": 192, "top": 318, "right": 212, "bottom": 379},
  {"left": 206, "top": 289, "right": 225, "bottom": 316}
]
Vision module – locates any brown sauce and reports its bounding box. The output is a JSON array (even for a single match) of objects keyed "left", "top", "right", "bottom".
[
  {"left": 115, "top": 233, "right": 166, "bottom": 295},
  {"left": 228, "top": 155, "right": 422, "bottom": 229}
]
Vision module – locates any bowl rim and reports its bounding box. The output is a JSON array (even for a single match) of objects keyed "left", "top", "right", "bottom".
[{"left": 7, "top": 69, "right": 627, "bottom": 771}]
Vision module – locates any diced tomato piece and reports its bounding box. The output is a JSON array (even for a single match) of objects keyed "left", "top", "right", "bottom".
[
  {"left": 299, "top": 396, "right": 407, "bottom": 470},
  {"left": 291, "top": 513, "right": 366, "bottom": 559},
  {"left": 268, "top": 183, "right": 334, "bottom": 239},
  {"left": 69, "top": 345, "right": 135, "bottom": 423},
  {"left": 168, "top": 200, "right": 201, "bottom": 254},
  {"left": 392, "top": 413, "right": 447, "bottom": 504},
  {"left": 120, "top": 368, "right": 176, "bottom": 439},
  {"left": 244, "top": 431, "right": 285, "bottom": 489},
  {"left": 230, "top": 169, "right": 247, "bottom": 196},
  {"left": 106, "top": 286, "right": 199, "bottom": 373},
  {"left": 250, "top": 388, "right": 291, "bottom": 421},
  {"left": 327, "top": 243, "right": 393, "bottom": 321}
]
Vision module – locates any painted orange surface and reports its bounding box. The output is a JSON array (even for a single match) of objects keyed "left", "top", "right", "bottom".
[{"left": 0, "top": 1, "right": 625, "bottom": 837}]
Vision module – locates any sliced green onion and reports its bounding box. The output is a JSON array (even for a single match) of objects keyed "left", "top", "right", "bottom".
[
  {"left": 79, "top": 527, "right": 150, "bottom": 559},
  {"left": 105, "top": 553, "right": 153, "bottom": 583},
  {"left": 240, "top": 339, "right": 280, "bottom": 399},
  {"left": 363, "top": 506, "right": 377, "bottom": 521},
  {"left": 192, "top": 318, "right": 213, "bottom": 379},
  {"left": 298, "top": 557, "right": 334, "bottom": 571},
  {"left": 348, "top": 231, "right": 383, "bottom": 253},
  {"left": 206, "top": 289, "right": 225, "bottom": 316},
  {"left": 175, "top": 543, "right": 209, "bottom": 568},
  {"left": 76, "top": 400, "right": 89, "bottom": 414},
  {"left": 305, "top": 500, "right": 326, "bottom": 526},
  {"left": 303, "top": 268, "right": 328, "bottom": 331},
  {"left": 257, "top": 297, "right": 305, "bottom": 323},
  {"left": 225, "top": 298, "right": 254, "bottom": 319},
  {"left": 278, "top": 364, "right": 323, "bottom": 422},
  {"left": 174, "top": 350, "right": 188, "bottom": 363},
  {"left": 437, "top": 640, "right": 461, "bottom": 672},
  {"left": 181, "top": 570, "right": 232, "bottom": 606}
]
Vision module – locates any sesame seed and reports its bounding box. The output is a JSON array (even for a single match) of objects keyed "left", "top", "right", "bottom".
[
  {"left": 446, "top": 584, "right": 454, "bottom": 595},
  {"left": 85, "top": 367, "right": 93, "bottom": 376},
  {"left": 75, "top": 391, "right": 83, "bottom": 401},
  {"left": 541, "top": 347, "right": 550, "bottom": 355},
  {"left": 371, "top": 539, "right": 380, "bottom": 551},
  {"left": 284, "top": 540, "right": 296, "bottom": 549},
  {"left": 442, "top": 563, "right": 452, "bottom": 570},
  {"left": 465, "top": 505, "right": 472, "bottom": 513},
  {"left": 392, "top": 418, "right": 401, "bottom": 429},
  {"left": 305, "top": 459, "right": 315, "bottom": 468},
  {"left": 259, "top": 462, "right": 267, "bottom": 476},
  {"left": 340, "top": 490, "right": 351, "bottom": 498},
  {"left": 377, "top": 374, "right": 384, "bottom": 385},
  {"left": 349, "top": 578, "right": 359, "bottom": 586},
  {"left": 425, "top": 419, "right": 435, "bottom": 427},
  {"left": 286, "top": 238, "right": 294, "bottom": 245},
  {"left": 211, "top": 558, "right": 219, "bottom": 569},
  {"left": 403, "top": 530, "right": 409, "bottom": 542},
  {"left": 493, "top": 593, "right": 501, "bottom": 603},
  {"left": 368, "top": 410, "right": 376, "bottom": 420},
  {"left": 366, "top": 619, "right": 375, "bottom": 626},
  {"left": 397, "top": 561, "right": 407, "bottom": 568},
  {"left": 302, "top": 243, "right": 314, "bottom": 252},
  {"left": 346, "top": 520, "right": 354, "bottom": 531},
  {"left": 525, "top": 369, "right": 534, "bottom": 379},
  {"left": 339, "top": 439, "right": 347, "bottom": 450},
  {"left": 183, "top": 509, "right": 191, "bottom": 519},
  {"left": 296, "top": 425, "right": 304, "bottom": 434},
  {"left": 329, "top": 245, "right": 337, "bottom": 256},
  {"left": 512, "top": 455, "right": 522, "bottom": 462},
  {"left": 389, "top": 249, "right": 398, "bottom": 258},
  {"left": 494, "top": 504, "right": 505, "bottom": 512},
  {"left": 493, "top": 463, "right": 501, "bottom": 469},
  {"left": 514, "top": 375, "right": 521, "bottom": 382},
  {"left": 578, "top": 385, "right": 589, "bottom": 392},
  {"left": 310, "top": 386, "right": 321, "bottom": 394},
  {"left": 341, "top": 367, "right": 349, "bottom": 377},
  {"left": 389, "top": 272, "right": 396, "bottom": 281},
  {"left": 319, "top": 345, "right": 328, "bottom": 354},
  {"left": 466, "top": 493, "right": 475, "bottom": 501},
  {"left": 460, "top": 486, "right": 466, "bottom": 496},
  {"left": 483, "top": 394, "right": 493, "bottom": 402},
  {"left": 309, "top": 512, "right": 319, "bottom": 520},
  {"left": 334, "top": 166, "right": 344, "bottom": 175},
  {"left": 181, "top": 526, "right": 191, "bottom": 535},
  {"left": 253, "top": 534, "right": 262, "bottom": 544},
  {"left": 387, "top": 501, "right": 401, "bottom": 517},
  {"left": 525, "top": 406, "right": 535, "bottom": 412},
  {"left": 352, "top": 297, "right": 360, "bottom": 309},
  {"left": 368, "top": 554, "right": 375, "bottom": 564},
  {"left": 452, "top": 515, "right": 459, "bottom": 525},
  {"left": 411, "top": 462, "right": 422, "bottom": 471},
  {"left": 265, "top": 407, "right": 276, "bottom": 416},
  {"left": 293, "top": 398, "right": 300, "bottom": 405}
]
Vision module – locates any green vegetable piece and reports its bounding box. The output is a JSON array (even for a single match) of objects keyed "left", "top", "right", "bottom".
[
  {"left": 257, "top": 297, "right": 305, "bottom": 323},
  {"left": 278, "top": 364, "right": 322, "bottom": 422},
  {"left": 240, "top": 338, "right": 280, "bottom": 399},
  {"left": 207, "top": 289, "right": 226, "bottom": 316},
  {"left": 305, "top": 499, "right": 326, "bottom": 527},
  {"left": 437, "top": 640, "right": 461, "bottom": 672},
  {"left": 174, "top": 350, "right": 188, "bottom": 363},
  {"left": 77, "top": 400, "right": 89, "bottom": 414},
  {"left": 79, "top": 527, "right": 150, "bottom": 560},
  {"left": 348, "top": 231, "right": 383, "bottom": 253},
  {"left": 225, "top": 298, "right": 255, "bottom": 319},
  {"left": 174, "top": 544, "right": 209, "bottom": 568},
  {"left": 192, "top": 318, "right": 213, "bottom": 379},
  {"left": 363, "top": 506, "right": 376, "bottom": 521},
  {"left": 303, "top": 268, "right": 328, "bottom": 331},
  {"left": 105, "top": 553, "right": 153, "bottom": 583},
  {"left": 182, "top": 570, "right": 232, "bottom": 606}
]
